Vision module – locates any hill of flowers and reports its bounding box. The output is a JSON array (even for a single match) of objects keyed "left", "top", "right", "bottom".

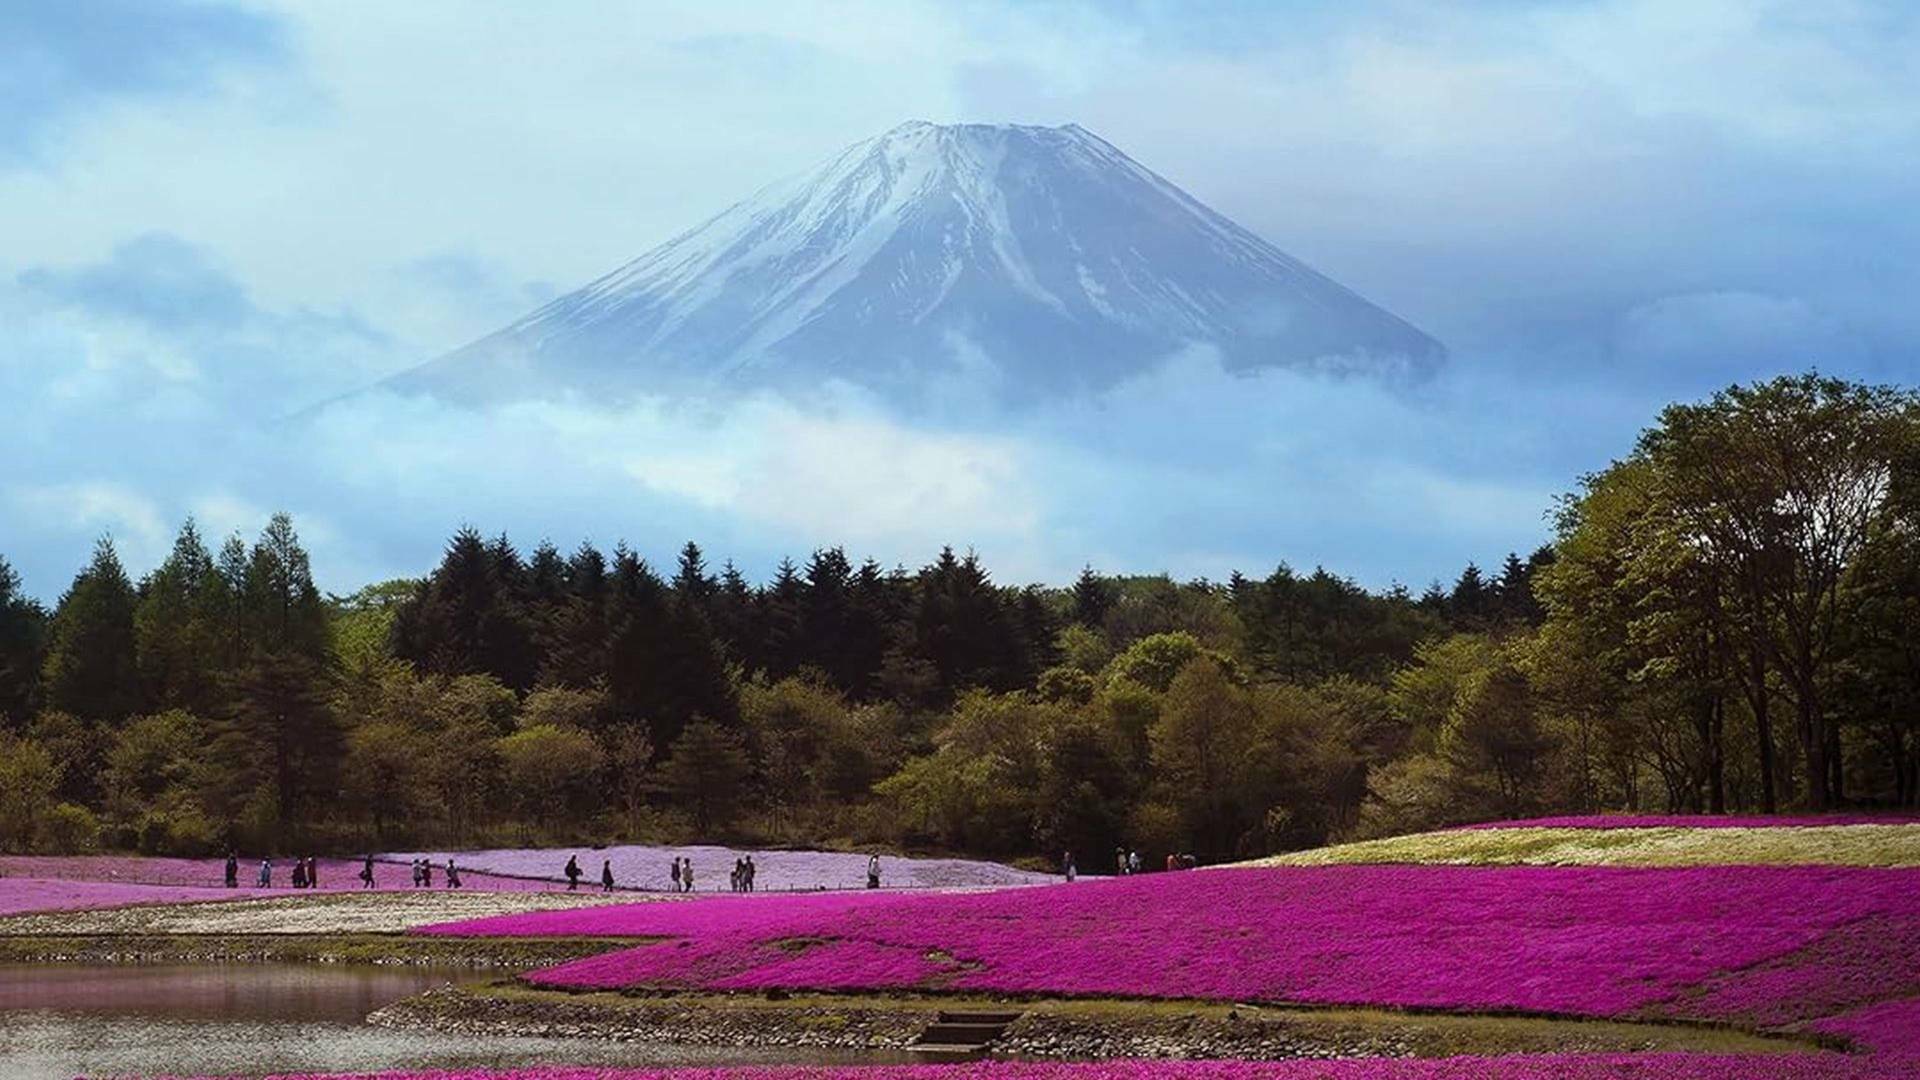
[
  {"left": 378, "top": 844, "right": 1054, "bottom": 892},
  {"left": 1455, "top": 814, "right": 1920, "bottom": 830},
  {"left": 417, "top": 864, "right": 1920, "bottom": 1044},
  {"left": 145, "top": 1052, "right": 1916, "bottom": 1079},
  {"left": 1249, "top": 824, "right": 1920, "bottom": 869}
]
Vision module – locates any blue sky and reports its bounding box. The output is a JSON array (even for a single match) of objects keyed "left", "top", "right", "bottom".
[{"left": 3, "top": 1, "right": 1917, "bottom": 600}]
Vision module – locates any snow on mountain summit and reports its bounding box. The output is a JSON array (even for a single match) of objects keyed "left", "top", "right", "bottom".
[{"left": 392, "top": 121, "right": 1444, "bottom": 405}]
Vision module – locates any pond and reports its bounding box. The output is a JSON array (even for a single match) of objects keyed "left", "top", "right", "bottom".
[{"left": 0, "top": 962, "right": 910, "bottom": 1078}]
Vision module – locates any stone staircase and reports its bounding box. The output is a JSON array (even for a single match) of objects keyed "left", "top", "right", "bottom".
[{"left": 906, "top": 1008, "right": 1024, "bottom": 1060}]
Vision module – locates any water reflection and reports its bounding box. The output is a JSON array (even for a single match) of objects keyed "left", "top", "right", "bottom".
[{"left": 0, "top": 963, "right": 908, "bottom": 1079}]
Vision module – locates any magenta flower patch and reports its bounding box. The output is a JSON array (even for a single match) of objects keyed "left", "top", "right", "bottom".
[
  {"left": 416, "top": 864, "right": 1920, "bottom": 1031},
  {"left": 140, "top": 1051, "right": 1919, "bottom": 1079}
]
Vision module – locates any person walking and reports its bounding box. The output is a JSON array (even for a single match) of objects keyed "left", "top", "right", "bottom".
[
  {"left": 224, "top": 851, "right": 239, "bottom": 888},
  {"left": 669, "top": 858, "right": 681, "bottom": 893},
  {"left": 866, "top": 854, "right": 881, "bottom": 890},
  {"left": 744, "top": 854, "right": 756, "bottom": 892},
  {"left": 291, "top": 858, "right": 307, "bottom": 889},
  {"left": 1128, "top": 850, "right": 1141, "bottom": 875},
  {"left": 682, "top": 858, "right": 695, "bottom": 892},
  {"left": 601, "top": 858, "right": 615, "bottom": 893},
  {"left": 1063, "top": 851, "right": 1076, "bottom": 882},
  {"left": 307, "top": 856, "right": 319, "bottom": 889},
  {"left": 1115, "top": 847, "right": 1127, "bottom": 876},
  {"left": 446, "top": 858, "right": 462, "bottom": 888},
  {"left": 564, "top": 855, "right": 582, "bottom": 891},
  {"left": 258, "top": 858, "right": 272, "bottom": 888},
  {"left": 360, "top": 855, "right": 376, "bottom": 889},
  {"left": 421, "top": 859, "right": 433, "bottom": 888}
]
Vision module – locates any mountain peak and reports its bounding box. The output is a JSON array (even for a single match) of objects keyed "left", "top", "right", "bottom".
[{"left": 391, "top": 121, "right": 1444, "bottom": 406}]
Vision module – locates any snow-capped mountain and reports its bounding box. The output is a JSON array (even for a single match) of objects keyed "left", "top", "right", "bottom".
[{"left": 391, "top": 121, "right": 1443, "bottom": 404}]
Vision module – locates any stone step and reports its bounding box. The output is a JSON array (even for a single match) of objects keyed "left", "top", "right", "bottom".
[
  {"left": 937, "top": 1010, "right": 1023, "bottom": 1025},
  {"left": 917, "top": 1022, "right": 1007, "bottom": 1044}
]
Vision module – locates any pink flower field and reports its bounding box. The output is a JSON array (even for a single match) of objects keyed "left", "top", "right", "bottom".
[
  {"left": 0, "top": 853, "right": 583, "bottom": 903},
  {"left": 0, "top": 876, "right": 285, "bottom": 917},
  {"left": 417, "top": 865, "right": 1920, "bottom": 1050},
  {"left": 142, "top": 1053, "right": 1920, "bottom": 1079},
  {"left": 1455, "top": 814, "right": 1920, "bottom": 830},
  {"left": 378, "top": 845, "right": 1054, "bottom": 892}
]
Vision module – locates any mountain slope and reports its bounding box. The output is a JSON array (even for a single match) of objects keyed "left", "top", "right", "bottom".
[{"left": 391, "top": 121, "right": 1443, "bottom": 404}]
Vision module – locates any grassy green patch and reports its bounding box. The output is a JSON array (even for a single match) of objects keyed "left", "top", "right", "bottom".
[{"left": 1248, "top": 825, "right": 1920, "bottom": 868}]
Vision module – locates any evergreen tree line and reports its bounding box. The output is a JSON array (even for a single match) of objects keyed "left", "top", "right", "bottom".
[{"left": 1, "top": 372, "right": 1915, "bottom": 863}]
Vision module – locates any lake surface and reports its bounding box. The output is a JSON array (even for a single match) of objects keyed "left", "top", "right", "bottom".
[{"left": 0, "top": 962, "right": 907, "bottom": 1078}]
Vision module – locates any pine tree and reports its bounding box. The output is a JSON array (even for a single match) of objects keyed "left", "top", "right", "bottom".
[
  {"left": 758, "top": 558, "right": 805, "bottom": 679},
  {"left": 712, "top": 560, "right": 757, "bottom": 669},
  {"left": 243, "top": 513, "right": 329, "bottom": 661},
  {"left": 42, "top": 538, "right": 141, "bottom": 723},
  {"left": 0, "top": 556, "right": 48, "bottom": 726},
  {"left": 1070, "top": 566, "right": 1113, "bottom": 629},
  {"left": 134, "top": 520, "right": 223, "bottom": 713},
  {"left": 801, "top": 547, "right": 854, "bottom": 688},
  {"left": 1449, "top": 562, "right": 1491, "bottom": 628},
  {"left": 673, "top": 542, "right": 716, "bottom": 605},
  {"left": 542, "top": 542, "right": 610, "bottom": 687}
]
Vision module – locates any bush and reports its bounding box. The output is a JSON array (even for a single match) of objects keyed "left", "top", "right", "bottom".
[{"left": 40, "top": 802, "right": 100, "bottom": 853}]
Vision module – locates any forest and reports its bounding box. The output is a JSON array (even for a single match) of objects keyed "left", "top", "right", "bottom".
[{"left": 1, "top": 373, "right": 1916, "bottom": 865}]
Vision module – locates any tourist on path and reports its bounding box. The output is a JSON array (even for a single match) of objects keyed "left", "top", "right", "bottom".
[
  {"left": 224, "top": 851, "right": 239, "bottom": 888},
  {"left": 361, "top": 855, "right": 376, "bottom": 889},
  {"left": 421, "top": 859, "right": 433, "bottom": 888},
  {"left": 669, "top": 858, "right": 681, "bottom": 892},
  {"left": 292, "top": 858, "right": 307, "bottom": 889},
  {"left": 867, "top": 854, "right": 882, "bottom": 889},
  {"left": 308, "top": 856, "right": 319, "bottom": 889},
  {"left": 258, "top": 859, "right": 271, "bottom": 888},
  {"left": 1063, "top": 851, "right": 1076, "bottom": 882},
  {"left": 744, "top": 854, "right": 756, "bottom": 892},
  {"left": 683, "top": 858, "right": 695, "bottom": 892},
  {"left": 446, "top": 858, "right": 462, "bottom": 888},
  {"left": 602, "top": 859, "right": 615, "bottom": 893},
  {"left": 565, "top": 855, "right": 582, "bottom": 891}
]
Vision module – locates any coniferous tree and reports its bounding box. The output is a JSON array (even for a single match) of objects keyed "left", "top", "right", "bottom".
[
  {"left": 134, "top": 520, "right": 223, "bottom": 713},
  {"left": 673, "top": 542, "right": 717, "bottom": 607},
  {"left": 1449, "top": 562, "right": 1492, "bottom": 628},
  {"left": 243, "top": 513, "right": 329, "bottom": 662},
  {"left": 0, "top": 556, "right": 48, "bottom": 726},
  {"left": 757, "top": 558, "right": 805, "bottom": 679},
  {"left": 42, "top": 538, "right": 141, "bottom": 724},
  {"left": 1070, "top": 566, "right": 1113, "bottom": 630},
  {"left": 214, "top": 533, "right": 251, "bottom": 668},
  {"left": 541, "top": 542, "right": 610, "bottom": 688},
  {"left": 712, "top": 560, "right": 757, "bottom": 668}
]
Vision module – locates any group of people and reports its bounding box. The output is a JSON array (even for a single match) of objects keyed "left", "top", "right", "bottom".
[
  {"left": 666, "top": 856, "right": 696, "bottom": 892},
  {"left": 407, "top": 857, "right": 461, "bottom": 888},
  {"left": 729, "top": 855, "right": 757, "bottom": 892},
  {"left": 223, "top": 851, "right": 324, "bottom": 889},
  {"left": 1100, "top": 847, "right": 1198, "bottom": 876}
]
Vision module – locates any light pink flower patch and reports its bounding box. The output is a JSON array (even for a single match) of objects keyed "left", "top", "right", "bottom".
[
  {"left": 0, "top": 877, "right": 273, "bottom": 916},
  {"left": 378, "top": 844, "right": 1052, "bottom": 892},
  {"left": 0, "top": 854, "right": 582, "bottom": 894}
]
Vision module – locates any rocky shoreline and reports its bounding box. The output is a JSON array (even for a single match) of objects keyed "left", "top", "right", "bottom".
[
  {"left": 368, "top": 984, "right": 1808, "bottom": 1061},
  {"left": 0, "top": 932, "right": 616, "bottom": 969}
]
